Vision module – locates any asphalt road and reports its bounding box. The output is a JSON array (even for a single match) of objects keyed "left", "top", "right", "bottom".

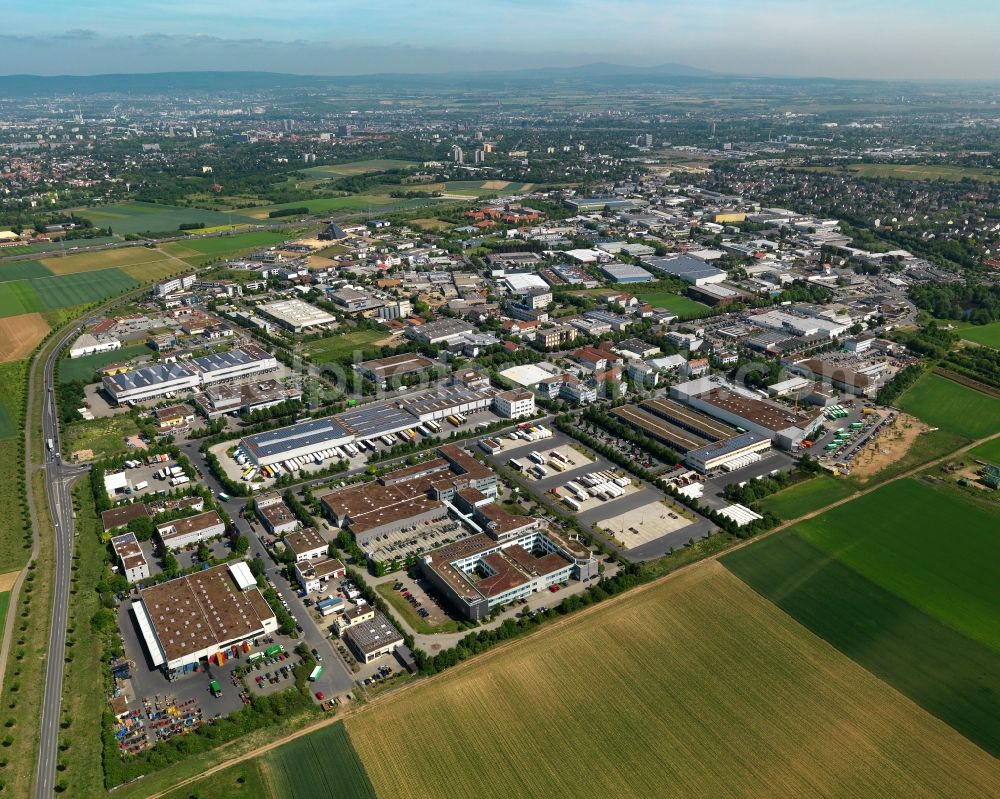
[
  {"left": 176, "top": 440, "right": 359, "bottom": 698},
  {"left": 35, "top": 322, "right": 89, "bottom": 799}
]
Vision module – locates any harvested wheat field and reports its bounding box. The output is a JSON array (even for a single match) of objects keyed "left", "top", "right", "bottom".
[
  {"left": 480, "top": 180, "right": 511, "bottom": 190},
  {"left": 347, "top": 561, "right": 1000, "bottom": 799},
  {"left": 0, "top": 313, "right": 50, "bottom": 361}
]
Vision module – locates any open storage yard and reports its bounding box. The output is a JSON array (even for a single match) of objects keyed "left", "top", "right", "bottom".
[
  {"left": 343, "top": 561, "right": 1000, "bottom": 799},
  {"left": 724, "top": 477, "right": 1000, "bottom": 759},
  {"left": 898, "top": 372, "right": 1000, "bottom": 440}
]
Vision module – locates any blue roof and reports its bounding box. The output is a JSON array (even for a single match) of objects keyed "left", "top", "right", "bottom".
[{"left": 686, "top": 431, "right": 768, "bottom": 462}]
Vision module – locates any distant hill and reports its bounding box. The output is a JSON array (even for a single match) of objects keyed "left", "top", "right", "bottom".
[{"left": 0, "top": 63, "right": 720, "bottom": 95}]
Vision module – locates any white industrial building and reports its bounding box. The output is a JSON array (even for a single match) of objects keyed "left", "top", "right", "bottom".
[
  {"left": 102, "top": 345, "right": 278, "bottom": 405},
  {"left": 69, "top": 333, "right": 121, "bottom": 359},
  {"left": 684, "top": 432, "right": 772, "bottom": 473},
  {"left": 257, "top": 298, "right": 335, "bottom": 332},
  {"left": 492, "top": 389, "right": 536, "bottom": 419},
  {"left": 748, "top": 310, "right": 849, "bottom": 339},
  {"left": 156, "top": 510, "right": 226, "bottom": 551}
]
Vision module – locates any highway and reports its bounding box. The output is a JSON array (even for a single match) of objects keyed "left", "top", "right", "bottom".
[{"left": 33, "top": 323, "right": 89, "bottom": 799}]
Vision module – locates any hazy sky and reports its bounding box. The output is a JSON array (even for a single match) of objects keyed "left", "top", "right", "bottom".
[{"left": 4, "top": 0, "right": 999, "bottom": 79}]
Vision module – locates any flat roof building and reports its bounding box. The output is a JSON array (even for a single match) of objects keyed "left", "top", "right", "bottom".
[
  {"left": 643, "top": 255, "right": 726, "bottom": 286},
  {"left": 358, "top": 353, "right": 435, "bottom": 383},
  {"left": 111, "top": 532, "right": 150, "bottom": 583},
  {"left": 156, "top": 510, "right": 226, "bottom": 551},
  {"left": 284, "top": 527, "right": 329, "bottom": 562},
  {"left": 102, "top": 345, "right": 278, "bottom": 405},
  {"left": 131, "top": 562, "right": 277, "bottom": 674},
  {"left": 257, "top": 299, "right": 335, "bottom": 332},
  {"left": 342, "top": 613, "right": 404, "bottom": 663},
  {"left": 599, "top": 263, "right": 654, "bottom": 283},
  {"left": 684, "top": 432, "right": 771, "bottom": 473},
  {"left": 406, "top": 318, "right": 475, "bottom": 345}
]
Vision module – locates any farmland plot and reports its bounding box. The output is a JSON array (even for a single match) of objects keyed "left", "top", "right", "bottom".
[{"left": 347, "top": 562, "right": 1000, "bottom": 799}]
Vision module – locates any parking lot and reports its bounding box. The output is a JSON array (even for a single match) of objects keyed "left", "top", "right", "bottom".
[
  {"left": 483, "top": 429, "right": 715, "bottom": 560},
  {"left": 362, "top": 517, "right": 464, "bottom": 565}
]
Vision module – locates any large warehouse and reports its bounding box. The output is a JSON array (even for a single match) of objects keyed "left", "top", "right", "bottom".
[
  {"left": 131, "top": 562, "right": 277, "bottom": 676},
  {"left": 320, "top": 444, "right": 497, "bottom": 544},
  {"left": 257, "top": 299, "right": 335, "bottom": 332},
  {"left": 643, "top": 254, "right": 726, "bottom": 286},
  {"left": 670, "top": 379, "right": 824, "bottom": 450},
  {"left": 102, "top": 345, "right": 278, "bottom": 405},
  {"left": 684, "top": 432, "right": 771, "bottom": 473},
  {"left": 236, "top": 385, "right": 500, "bottom": 469}
]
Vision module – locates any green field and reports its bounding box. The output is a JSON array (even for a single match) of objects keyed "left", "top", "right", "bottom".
[
  {"left": 31, "top": 268, "right": 139, "bottom": 309},
  {"left": 63, "top": 414, "right": 140, "bottom": 459},
  {"left": 0, "top": 267, "right": 142, "bottom": 319},
  {"left": 629, "top": 289, "right": 713, "bottom": 319},
  {"left": 968, "top": 437, "right": 1000, "bottom": 463},
  {"left": 250, "top": 194, "right": 448, "bottom": 219},
  {"left": 760, "top": 474, "right": 856, "bottom": 519},
  {"left": 805, "top": 163, "right": 1000, "bottom": 183},
  {"left": 0, "top": 260, "right": 52, "bottom": 282},
  {"left": 347, "top": 561, "right": 1000, "bottom": 799},
  {"left": 0, "top": 402, "right": 15, "bottom": 439},
  {"left": 75, "top": 201, "right": 258, "bottom": 234},
  {"left": 263, "top": 722, "right": 375, "bottom": 799},
  {"left": 174, "top": 230, "right": 290, "bottom": 255},
  {"left": 0, "top": 592, "right": 9, "bottom": 640},
  {"left": 797, "top": 479, "right": 1000, "bottom": 650},
  {"left": 0, "top": 279, "right": 44, "bottom": 316},
  {"left": 59, "top": 344, "right": 151, "bottom": 384},
  {"left": 723, "top": 479, "right": 1000, "bottom": 758},
  {"left": 0, "top": 235, "right": 120, "bottom": 256},
  {"left": 303, "top": 159, "right": 420, "bottom": 178},
  {"left": 954, "top": 321, "right": 1000, "bottom": 348},
  {"left": 0, "top": 361, "right": 28, "bottom": 571},
  {"left": 303, "top": 330, "right": 385, "bottom": 363},
  {"left": 163, "top": 761, "right": 272, "bottom": 799},
  {"left": 898, "top": 372, "right": 1000, "bottom": 439}
]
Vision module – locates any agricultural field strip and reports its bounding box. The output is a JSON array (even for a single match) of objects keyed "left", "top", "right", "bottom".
[
  {"left": 897, "top": 372, "right": 1000, "bottom": 439},
  {"left": 791, "top": 478, "right": 1000, "bottom": 651},
  {"left": 347, "top": 562, "right": 1000, "bottom": 799},
  {"left": 722, "top": 529, "right": 1000, "bottom": 759}
]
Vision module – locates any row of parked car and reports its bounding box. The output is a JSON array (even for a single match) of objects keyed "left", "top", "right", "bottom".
[{"left": 393, "top": 582, "right": 431, "bottom": 618}]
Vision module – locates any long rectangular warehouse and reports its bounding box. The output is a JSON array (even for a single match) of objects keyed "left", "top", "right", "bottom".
[
  {"left": 103, "top": 344, "right": 278, "bottom": 405},
  {"left": 241, "top": 417, "right": 355, "bottom": 467},
  {"left": 239, "top": 385, "right": 498, "bottom": 468},
  {"left": 684, "top": 432, "right": 771, "bottom": 473},
  {"left": 610, "top": 405, "right": 709, "bottom": 452},
  {"left": 640, "top": 397, "right": 737, "bottom": 442}
]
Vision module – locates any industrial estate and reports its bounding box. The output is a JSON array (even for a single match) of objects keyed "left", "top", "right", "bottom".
[{"left": 0, "top": 51, "right": 997, "bottom": 799}]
